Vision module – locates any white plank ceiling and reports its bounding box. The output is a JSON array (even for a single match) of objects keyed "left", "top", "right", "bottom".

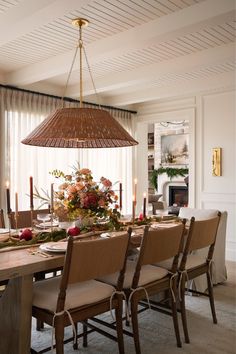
[{"left": 0, "top": 0, "right": 235, "bottom": 108}]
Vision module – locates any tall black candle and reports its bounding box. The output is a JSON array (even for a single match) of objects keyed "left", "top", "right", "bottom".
[{"left": 6, "top": 184, "right": 11, "bottom": 214}]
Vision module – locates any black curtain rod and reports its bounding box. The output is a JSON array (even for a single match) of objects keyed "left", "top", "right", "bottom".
[{"left": 0, "top": 84, "right": 137, "bottom": 114}]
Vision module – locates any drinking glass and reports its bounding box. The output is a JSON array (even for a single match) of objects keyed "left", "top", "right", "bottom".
[{"left": 37, "top": 213, "right": 51, "bottom": 229}]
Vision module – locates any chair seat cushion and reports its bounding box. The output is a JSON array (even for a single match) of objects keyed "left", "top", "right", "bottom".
[
  {"left": 33, "top": 276, "right": 115, "bottom": 312},
  {"left": 185, "top": 254, "right": 206, "bottom": 269},
  {"left": 156, "top": 254, "right": 206, "bottom": 271},
  {"left": 98, "top": 260, "right": 168, "bottom": 289}
]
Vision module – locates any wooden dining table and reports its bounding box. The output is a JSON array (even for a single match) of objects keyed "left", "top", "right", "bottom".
[{"left": 0, "top": 245, "right": 65, "bottom": 354}]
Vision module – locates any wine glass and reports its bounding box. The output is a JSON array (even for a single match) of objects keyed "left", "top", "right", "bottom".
[{"left": 37, "top": 213, "right": 51, "bottom": 229}]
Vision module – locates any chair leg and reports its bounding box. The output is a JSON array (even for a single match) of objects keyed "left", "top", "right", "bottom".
[
  {"left": 55, "top": 318, "right": 64, "bottom": 354},
  {"left": 36, "top": 319, "right": 44, "bottom": 331},
  {"left": 207, "top": 272, "right": 217, "bottom": 324},
  {"left": 170, "top": 280, "right": 182, "bottom": 348},
  {"left": 179, "top": 276, "right": 190, "bottom": 343},
  {"left": 125, "top": 297, "right": 130, "bottom": 326},
  {"left": 115, "top": 297, "right": 125, "bottom": 354},
  {"left": 73, "top": 322, "right": 78, "bottom": 350},
  {"left": 179, "top": 277, "right": 190, "bottom": 343},
  {"left": 130, "top": 298, "right": 141, "bottom": 354},
  {"left": 83, "top": 320, "right": 88, "bottom": 347}
]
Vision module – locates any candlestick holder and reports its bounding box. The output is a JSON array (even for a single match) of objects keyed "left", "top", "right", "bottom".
[
  {"left": 132, "top": 201, "right": 136, "bottom": 224},
  {"left": 7, "top": 211, "right": 12, "bottom": 239},
  {"left": 30, "top": 207, "right": 34, "bottom": 228},
  {"left": 14, "top": 212, "right": 19, "bottom": 231},
  {"left": 50, "top": 207, "right": 54, "bottom": 232}
]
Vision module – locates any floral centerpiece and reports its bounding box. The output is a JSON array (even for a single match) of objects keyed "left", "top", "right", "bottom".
[{"left": 50, "top": 166, "right": 120, "bottom": 229}]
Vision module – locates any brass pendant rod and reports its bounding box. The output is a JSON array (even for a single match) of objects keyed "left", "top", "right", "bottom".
[{"left": 79, "top": 22, "right": 83, "bottom": 108}]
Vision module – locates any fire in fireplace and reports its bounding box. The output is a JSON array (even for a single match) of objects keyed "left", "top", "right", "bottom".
[{"left": 169, "top": 186, "right": 188, "bottom": 207}]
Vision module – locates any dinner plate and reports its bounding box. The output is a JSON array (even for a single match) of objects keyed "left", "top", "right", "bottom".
[
  {"left": 39, "top": 242, "right": 67, "bottom": 253},
  {"left": 0, "top": 228, "right": 9, "bottom": 234},
  {"left": 35, "top": 221, "right": 58, "bottom": 229},
  {"left": 0, "top": 228, "right": 16, "bottom": 234},
  {"left": 151, "top": 223, "right": 178, "bottom": 229}
]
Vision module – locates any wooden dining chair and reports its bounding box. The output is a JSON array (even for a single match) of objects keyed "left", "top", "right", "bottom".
[
  {"left": 98, "top": 223, "right": 186, "bottom": 353},
  {"left": 0, "top": 209, "right": 7, "bottom": 291},
  {"left": 10, "top": 208, "right": 50, "bottom": 229},
  {"left": 31, "top": 232, "right": 131, "bottom": 354},
  {"left": 0, "top": 209, "right": 5, "bottom": 228},
  {"left": 178, "top": 213, "right": 221, "bottom": 343}
]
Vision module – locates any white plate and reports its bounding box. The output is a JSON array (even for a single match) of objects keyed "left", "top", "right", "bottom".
[
  {"left": 0, "top": 228, "right": 16, "bottom": 234},
  {"left": 39, "top": 242, "right": 67, "bottom": 253},
  {"left": 0, "top": 228, "right": 9, "bottom": 234},
  {"left": 151, "top": 223, "right": 177, "bottom": 229},
  {"left": 100, "top": 233, "right": 110, "bottom": 238},
  {"left": 36, "top": 222, "right": 58, "bottom": 229}
]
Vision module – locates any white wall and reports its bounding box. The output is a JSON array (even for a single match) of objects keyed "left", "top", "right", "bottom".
[{"left": 136, "top": 89, "right": 236, "bottom": 261}]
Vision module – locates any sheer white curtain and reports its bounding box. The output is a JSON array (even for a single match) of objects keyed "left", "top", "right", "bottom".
[{"left": 0, "top": 87, "right": 135, "bottom": 214}]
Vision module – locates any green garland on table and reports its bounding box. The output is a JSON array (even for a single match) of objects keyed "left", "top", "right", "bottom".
[
  {"left": 0, "top": 229, "right": 67, "bottom": 250},
  {"left": 150, "top": 167, "right": 189, "bottom": 191}
]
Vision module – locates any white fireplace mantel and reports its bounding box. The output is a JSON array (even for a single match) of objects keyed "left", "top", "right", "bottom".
[{"left": 157, "top": 173, "right": 187, "bottom": 205}]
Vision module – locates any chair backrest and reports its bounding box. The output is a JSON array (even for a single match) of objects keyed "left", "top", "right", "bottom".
[
  {"left": 10, "top": 208, "right": 50, "bottom": 228},
  {"left": 179, "top": 207, "right": 219, "bottom": 220},
  {"left": 57, "top": 231, "right": 131, "bottom": 311},
  {"left": 132, "top": 223, "right": 185, "bottom": 288},
  {"left": 180, "top": 213, "right": 221, "bottom": 270},
  {"left": 0, "top": 209, "right": 5, "bottom": 228}
]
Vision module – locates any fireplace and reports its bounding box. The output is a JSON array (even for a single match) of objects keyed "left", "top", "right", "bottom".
[{"left": 169, "top": 186, "right": 188, "bottom": 207}]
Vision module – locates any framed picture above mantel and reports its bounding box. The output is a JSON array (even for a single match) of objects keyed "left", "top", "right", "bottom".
[{"left": 161, "top": 133, "right": 189, "bottom": 165}]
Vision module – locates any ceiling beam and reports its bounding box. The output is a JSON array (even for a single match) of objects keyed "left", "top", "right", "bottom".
[
  {"left": 0, "top": 0, "right": 91, "bottom": 45},
  {"left": 5, "top": 0, "right": 235, "bottom": 86},
  {"left": 104, "top": 72, "right": 235, "bottom": 106},
  {"left": 67, "top": 42, "right": 235, "bottom": 97}
]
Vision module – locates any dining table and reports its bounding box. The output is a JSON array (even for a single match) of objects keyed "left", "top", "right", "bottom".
[{"left": 0, "top": 244, "right": 65, "bottom": 354}]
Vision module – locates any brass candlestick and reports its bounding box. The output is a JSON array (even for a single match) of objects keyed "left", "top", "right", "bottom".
[
  {"left": 50, "top": 207, "right": 54, "bottom": 232},
  {"left": 14, "top": 212, "right": 19, "bottom": 231}
]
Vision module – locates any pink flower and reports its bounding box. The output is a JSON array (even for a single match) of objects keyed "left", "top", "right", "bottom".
[
  {"left": 76, "top": 182, "right": 84, "bottom": 191},
  {"left": 67, "top": 185, "right": 77, "bottom": 194},
  {"left": 59, "top": 183, "right": 68, "bottom": 190},
  {"left": 83, "top": 193, "right": 98, "bottom": 209},
  {"left": 100, "top": 177, "right": 112, "bottom": 188},
  {"left": 98, "top": 199, "right": 106, "bottom": 207},
  {"left": 79, "top": 168, "right": 91, "bottom": 175}
]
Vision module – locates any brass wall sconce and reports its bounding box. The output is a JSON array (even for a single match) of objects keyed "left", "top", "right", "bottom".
[{"left": 212, "top": 147, "right": 222, "bottom": 176}]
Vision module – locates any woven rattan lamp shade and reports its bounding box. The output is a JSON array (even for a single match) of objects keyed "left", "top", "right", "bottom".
[{"left": 21, "top": 107, "right": 138, "bottom": 148}]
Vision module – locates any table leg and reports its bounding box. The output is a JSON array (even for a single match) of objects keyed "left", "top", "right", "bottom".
[{"left": 0, "top": 275, "right": 33, "bottom": 354}]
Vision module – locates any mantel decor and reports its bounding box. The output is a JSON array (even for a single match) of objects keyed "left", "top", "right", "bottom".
[
  {"left": 161, "top": 133, "right": 189, "bottom": 165},
  {"left": 150, "top": 167, "right": 189, "bottom": 191}
]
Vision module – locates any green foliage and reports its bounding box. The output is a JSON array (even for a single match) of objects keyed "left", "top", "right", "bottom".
[
  {"left": 150, "top": 167, "right": 189, "bottom": 191},
  {"left": 0, "top": 229, "right": 67, "bottom": 249}
]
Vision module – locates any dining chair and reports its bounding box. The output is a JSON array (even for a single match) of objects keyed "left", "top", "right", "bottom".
[
  {"left": 179, "top": 207, "right": 227, "bottom": 288},
  {"left": 0, "top": 209, "right": 7, "bottom": 291},
  {"left": 31, "top": 231, "right": 131, "bottom": 354},
  {"left": 0, "top": 209, "right": 5, "bottom": 228},
  {"left": 10, "top": 208, "right": 55, "bottom": 331},
  {"left": 98, "top": 222, "right": 186, "bottom": 353},
  {"left": 10, "top": 208, "right": 50, "bottom": 229},
  {"left": 178, "top": 213, "right": 221, "bottom": 343}
]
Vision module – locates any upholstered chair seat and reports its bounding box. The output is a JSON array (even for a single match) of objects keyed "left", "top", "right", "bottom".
[
  {"left": 98, "top": 260, "right": 169, "bottom": 289},
  {"left": 33, "top": 277, "right": 116, "bottom": 312}
]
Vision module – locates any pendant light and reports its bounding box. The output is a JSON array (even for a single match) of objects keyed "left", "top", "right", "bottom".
[{"left": 21, "top": 18, "right": 138, "bottom": 148}]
